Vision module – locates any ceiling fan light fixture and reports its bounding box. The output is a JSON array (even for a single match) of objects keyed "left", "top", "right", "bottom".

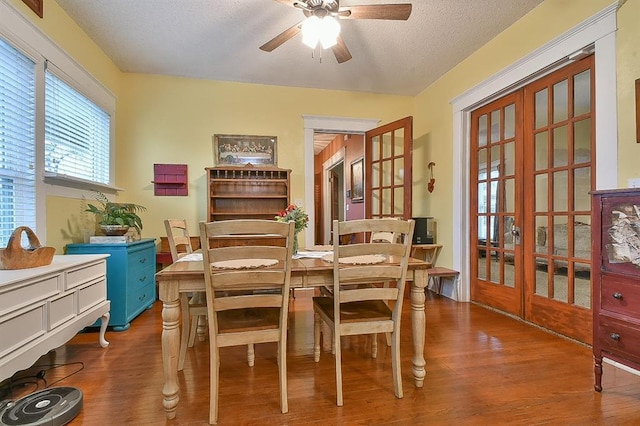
[
  {"left": 319, "top": 16, "right": 340, "bottom": 49},
  {"left": 301, "top": 15, "right": 340, "bottom": 49}
]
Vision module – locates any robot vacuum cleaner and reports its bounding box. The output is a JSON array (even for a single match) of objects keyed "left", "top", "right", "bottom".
[{"left": 0, "top": 387, "right": 82, "bottom": 426}]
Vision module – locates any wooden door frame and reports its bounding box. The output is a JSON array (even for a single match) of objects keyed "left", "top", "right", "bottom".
[
  {"left": 450, "top": 5, "right": 618, "bottom": 302},
  {"left": 303, "top": 116, "right": 379, "bottom": 246},
  {"left": 322, "top": 148, "right": 345, "bottom": 244}
]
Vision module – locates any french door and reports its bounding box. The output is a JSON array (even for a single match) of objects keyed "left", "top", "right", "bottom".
[
  {"left": 365, "top": 116, "right": 413, "bottom": 220},
  {"left": 470, "top": 56, "right": 595, "bottom": 344}
]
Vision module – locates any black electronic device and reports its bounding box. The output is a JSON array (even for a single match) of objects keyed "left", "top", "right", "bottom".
[
  {"left": 412, "top": 217, "right": 434, "bottom": 244},
  {"left": 0, "top": 387, "right": 82, "bottom": 426}
]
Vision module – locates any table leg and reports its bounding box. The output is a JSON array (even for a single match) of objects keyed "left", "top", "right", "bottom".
[
  {"left": 410, "top": 269, "right": 427, "bottom": 387},
  {"left": 160, "top": 281, "right": 181, "bottom": 419},
  {"left": 98, "top": 312, "right": 110, "bottom": 348}
]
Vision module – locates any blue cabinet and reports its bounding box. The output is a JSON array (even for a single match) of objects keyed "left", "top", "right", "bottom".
[{"left": 66, "top": 239, "right": 156, "bottom": 331}]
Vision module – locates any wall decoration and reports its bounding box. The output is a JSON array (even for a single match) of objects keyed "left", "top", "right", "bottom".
[
  {"left": 22, "top": 0, "right": 43, "bottom": 17},
  {"left": 152, "top": 163, "right": 188, "bottom": 196},
  {"left": 350, "top": 157, "right": 364, "bottom": 203},
  {"left": 213, "top": 134, "right": 277, "bottom": 166}
]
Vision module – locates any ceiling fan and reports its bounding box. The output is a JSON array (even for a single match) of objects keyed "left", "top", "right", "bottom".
[{"left": 260, "top": 0, "right": 412, "bottom": 64}]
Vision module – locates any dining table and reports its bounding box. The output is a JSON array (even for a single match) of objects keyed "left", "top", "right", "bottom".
[{"left": 155, "top": 254, "right": 430, "bottom": 420}]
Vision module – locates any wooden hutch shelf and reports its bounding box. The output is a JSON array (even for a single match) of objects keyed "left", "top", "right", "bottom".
[{"left": 206, "top": 165, "right": 291, "bottom": 222}]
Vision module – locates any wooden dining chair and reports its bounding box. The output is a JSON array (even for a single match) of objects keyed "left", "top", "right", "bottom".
[
  {"left": 313, "top": 218, "right": 415, "bottom": 406},
  {"left": 199, "top": 219, "right": 295, "bottom": 424},
  {"left": 164, "top": 219, "right": 208, "bottom": 371}
]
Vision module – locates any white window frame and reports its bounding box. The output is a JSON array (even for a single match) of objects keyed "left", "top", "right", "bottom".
[{"left": 0, "top": 0, "right": 117, "bottom": 240}]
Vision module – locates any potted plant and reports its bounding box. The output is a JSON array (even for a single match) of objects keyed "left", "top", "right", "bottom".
[{"left": 85, "top": 191, "right": 147, "bottom": 236}]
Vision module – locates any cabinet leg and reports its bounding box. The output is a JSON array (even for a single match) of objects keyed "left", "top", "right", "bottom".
[
  {"left": 99, "top": 312, "right": 110, "bottom": 348},
  {"left": 594, "top": 355, "right": 603, "bottom": 392}
]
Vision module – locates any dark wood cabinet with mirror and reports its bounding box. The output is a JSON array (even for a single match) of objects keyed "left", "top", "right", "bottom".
[{"left": 592, "top": 187, "right": 640, "bottom": 391}]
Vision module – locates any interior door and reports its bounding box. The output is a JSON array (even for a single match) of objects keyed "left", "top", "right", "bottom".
[
  {"left": 470, "top": 92, "right": 524, "bottom": 317},
  {"left": 523, "top": 56, "right": 594, "bottom": 344},
  {"left": 365, "top": 116, "right": 413, "bottom": 220},
  {"left": 470, "top": 56, "right": 594, "bottom": 344}
]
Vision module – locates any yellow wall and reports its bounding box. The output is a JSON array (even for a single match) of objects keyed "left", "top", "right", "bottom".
[{"left": 10, "top": 0, "right": 639, "bottom": 265}]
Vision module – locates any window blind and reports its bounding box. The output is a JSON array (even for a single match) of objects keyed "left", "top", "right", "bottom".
[
  {"left": 45, "top": 68, "right": 111, "bottom": 185},
  {"left": 0, "top": 38, "right": 36, "bottom": 246}
]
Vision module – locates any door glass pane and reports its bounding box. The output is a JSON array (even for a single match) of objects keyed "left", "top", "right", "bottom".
[
  {"left": 382, "top": 159, "right": 391, "bottom": 186},
  {"left": 394, "top": 128, "right": 404, "bottom": 156},
  {"left": 371, "top": 189, "right": 380, "bottom": 215},
  {"left": 478, "top": 114, "right": 488, "bottom": 146},
  {"left": 504, "top": 178, "right": 515, "bottom": 213},
  {"left": 478, "top": 148, "right": 487, "bottom": 171},
  {"left": 574, "top": 167, "right": 591, "bottom": 211},
  {"left": 504, "top": 141, "right": 515, "bottom": 176},
  {"left": 535, "top": 216, "right": 549, "bottom": 254},
  {"left": 504, "top": 104, "right": 515, "bottom": 139},
  {"left": 371, "top": 136, "right": 380, "bottom": 161},
  {"left": 553, "top": 80, "right": 568, "bottom": 123},
  {"left": 553, "top": 170, "right": 568, "bottom": 212},
  {"left": 574, "top": 263, "right": 591, "bottom": 308},
  {"left": 478, "top": 182, "right": 487, "bottom": 213},
  {"left": 394, "top": 187, "right": 404, "bottom": 215},
  {"left": 489, "top": 180, "right": 499, "bottom": 213},
  {"left": 490, "top": 145, "right": 500, "bottom": 170},
  {"left": 535, "top": 132, "right": 548, "bottom": 171},
  {"left": 382, "top": 188, "right": 391, "bottom": 214},
  {"left": 574, "top": 215, "right": 591, "bottom": 261},
  {"left": 535, "top": 88, "right": 548, "bottom": 129},
  {"left": 382, "top": 133, "right": 392, "bottom": 158},
  {"left": 535, "top": 260, "right": 548, "bottom": 296},
  {"left": 478, "top": 216, "right": 488, "bottom": 242},
  {"left": 489, "top": 251, "right": 502, "bottom": 284},
  {"left": 394, "top": 158, "right": 403, "bottom": 185},
  {"left": 491, "top": 110, "right": 501, "bottom": 142},
  {"left": 574, "top": 118, "right": 591, "bottom": 164},
  {"left": 477, "top": 249, "right": 486, "bottom": 280},
  {"left": 504, "top": 256, "right": 515, "bottom": 288},
  {"left": 372, "top": 161, "right": 380, "bottom": 188},
  {"left": 573, "top": 69, "right": 591, "bottom": 117},
  {"left": 553, "top": 125, "right": 568, "bottom": 167},
  {"left": 535, "top": 174, "right": 548, "bottom": 212},
  {"left": 504, "top": 215, "right": 515, "bottom": 250},
  {"left": 553, "top": 217, "right": 568, "bottom": 258},
  {"left": 553, "top": 269, "right": 568, "bottom": 302}
]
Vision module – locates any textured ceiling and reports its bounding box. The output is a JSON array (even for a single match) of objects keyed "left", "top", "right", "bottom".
[{"left": 54, "top": 0, "right": 544, "bottom": 96}]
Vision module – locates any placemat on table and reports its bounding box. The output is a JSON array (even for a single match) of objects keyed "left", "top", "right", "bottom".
[
  {"left": 321, "top": 253, "right": 386, "bottom": 265},
  {"left": 211, "top": 258, "right": 278, "bottom": 269}
]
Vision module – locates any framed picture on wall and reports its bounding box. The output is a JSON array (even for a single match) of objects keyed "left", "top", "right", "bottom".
[
  {"left": 22, "top": 0, "right": 43, "bottom": 17},
  {"left": 350, "top": 157, "right": 364, "bottom": 203},
  {"left": 213, "top": 134, "right": 277, "bottom": 166}
]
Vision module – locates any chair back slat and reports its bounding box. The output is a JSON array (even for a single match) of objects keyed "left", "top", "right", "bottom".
[{"left": 164, "top": 219, "right": 193, "bottom": 262}]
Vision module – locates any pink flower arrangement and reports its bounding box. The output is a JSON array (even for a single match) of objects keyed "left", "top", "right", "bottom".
[{"left": 275, "top": 204, "right": 309, "bottom": 234}]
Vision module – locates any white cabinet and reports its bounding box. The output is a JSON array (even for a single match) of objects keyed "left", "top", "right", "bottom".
[{"left": 0, "top": 255, "right": 110, "bottom": 382}]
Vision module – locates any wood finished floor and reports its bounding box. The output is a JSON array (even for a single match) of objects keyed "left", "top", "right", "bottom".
[{"left": 4, "top": 289, "right": 640, "bottom": 425}]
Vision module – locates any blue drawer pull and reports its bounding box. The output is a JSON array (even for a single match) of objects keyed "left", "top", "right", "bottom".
[
  {"left": 139, "top": 275, "right": 147, "bottom": 282},
  {"left": 139, "top": 258, "right": 147, "bottom": 264}
]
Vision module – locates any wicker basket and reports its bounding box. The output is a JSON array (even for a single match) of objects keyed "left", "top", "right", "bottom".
[{"left": 0, "top": 226, "right": 55, "bottom": 270}]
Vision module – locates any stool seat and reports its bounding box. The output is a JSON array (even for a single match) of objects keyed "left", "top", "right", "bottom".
[{"left": 427, "top": 267, "right": 459, "bottom": 299}]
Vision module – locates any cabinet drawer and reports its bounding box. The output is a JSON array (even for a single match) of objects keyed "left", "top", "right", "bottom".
[
  {"left": 129, "top": 265, "right": 155, "bottom": 291},
  {"left": 50, "top": 292, "right": 75, "bottom": 330},
  {"left": 126, "top": 281, "right": 155, "bottom": 318},
  {"left": 66, "top": 261, "right": 106, "bottom": 290},
  {"left": 0, "top": 275, "right": 59, "bottom": 316},
  {"left": 127, "top": 248, "right": 154, "bottom": 272},
  {"left": 598, "top": 315, "right": 640, "bottom": 365},
  {"left": 601, "top": 275, "right": 640, "bottom": 317},
  {"left": 78, "top": 278, "right": 107, "bottom": 313},
  {"left": 0, "top": 305, "right": 45, "bottom": 359}
]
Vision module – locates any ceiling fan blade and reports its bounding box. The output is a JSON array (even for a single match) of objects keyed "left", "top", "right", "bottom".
[
  {"left": 338, "top": 4, "right": 412, "bottom": 20},
  {"left": 259, "top": 21, "right": 304, "bottom": 52},
  {"left": 332, "top": 36, "right": 352, "bottom": 63}
]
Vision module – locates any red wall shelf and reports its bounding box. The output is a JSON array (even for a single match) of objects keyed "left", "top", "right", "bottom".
[{"left": 153, "top": 163, "right": 188, "bottom": 196}]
